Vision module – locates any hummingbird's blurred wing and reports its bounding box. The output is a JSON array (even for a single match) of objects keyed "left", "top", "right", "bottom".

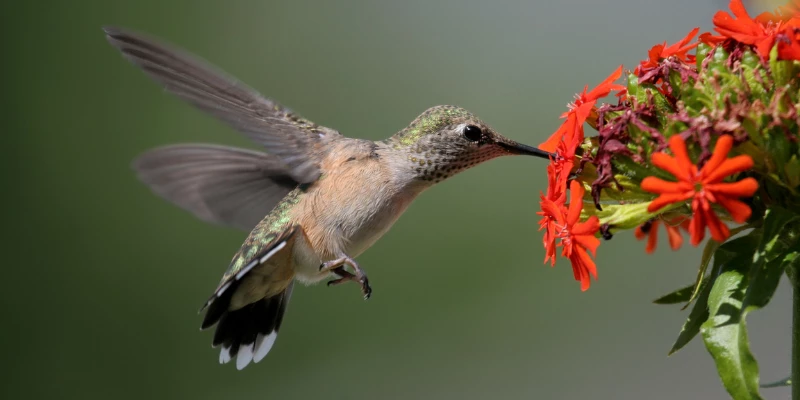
[
  {"left": 133, "top": 144, "right": 297, "bottom": 230},
  {"left": 104, "top": 26, "right": 339, "bottom": 183}
]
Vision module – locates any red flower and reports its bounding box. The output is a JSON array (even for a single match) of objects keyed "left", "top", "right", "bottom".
[
  {"left": 540, "top": 180, "right": 601, "bottom": 291},
  {"left": 538, "top": 172, "right": 562, "bottom": 266},
  {"left": 540, "top": 66, "right": 625, "bottom": 153},
  {"left": 636, "top": 27, "right": 700, "bottom": 74},
  {"left": 634, "top": 217, "right": 691, "bottom": 254},
  {"left": 779, "top": 0, "right": 800, "bottom": 19},
  {"left": 641, "top": 135, "right": 758, "bottom": 245},
  {"left": 757, "top": 0, "right": 800, "bottom": 23},
  {"left": 777, "top": 20, "right": 800, "bottom": 60},
  {"left": 545, "top": 138, "right": 577, "bottom": 202},
  {"left": 711, "top": 0, "right": 779, "bottom": 59},
  {"left": 539, "top": 196, "right": 560, "bottom": 267},
  {"left": 538, "top": 131, "right": 581, "bottom": 262}
]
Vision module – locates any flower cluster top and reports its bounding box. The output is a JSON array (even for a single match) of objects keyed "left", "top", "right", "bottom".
[{"left": 537, "top": 0, "right": 800, "bottom": 290}]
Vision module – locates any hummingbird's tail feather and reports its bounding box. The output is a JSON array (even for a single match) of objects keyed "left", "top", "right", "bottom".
[{"left": 205, "top": 282, "right": 294, "bottom": 370}]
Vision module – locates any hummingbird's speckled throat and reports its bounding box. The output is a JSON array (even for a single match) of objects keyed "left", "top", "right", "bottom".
[{"left": 105, "top": 26, "right": 553, "bottom": 370}]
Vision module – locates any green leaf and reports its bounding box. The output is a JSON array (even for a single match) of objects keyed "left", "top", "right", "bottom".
[
  {"left": 742, "top": 208, "right": 800, "bottom": 312},
  {"left": 699, "top": 208, "right": 800, "bottom": 399},
  {"left": 653, "top": 282, "right": 697, "bottom": 305},
  {"left": 669, "top": 278, "right": 713, "bottom": 355},
  {"left": 784, "top": 155, "right": 800, "bottom": 189},
  {"left": 761, "top": 376, "right": 791, "bottom": 388},
  {"left": 700, "top": 245, "right": 763, "bottom": 400},
  {"left": 682, "top": 239, "right": 721, "bottom": 310},
  {"left": 669, "top": 236, "right": 753, "bottom": 355}
]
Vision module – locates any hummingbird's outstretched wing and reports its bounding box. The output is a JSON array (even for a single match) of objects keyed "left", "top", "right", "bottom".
[
  {"left": 104, "top": 26, "right": 340, "bottom": 183},
  {"left": 133, "top": 144, "right": 297, "bottom": 230}
]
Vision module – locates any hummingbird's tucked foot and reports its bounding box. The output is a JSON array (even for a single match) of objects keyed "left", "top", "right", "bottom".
[
  {"left": 320, "top": 256, "right": 371, "bottom": 299},
  {"left": 326, "top": 267, "right": 372, "bottom": 299}
]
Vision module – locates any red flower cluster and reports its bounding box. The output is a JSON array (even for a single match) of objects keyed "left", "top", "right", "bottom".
[
  {"left": 701, "top": 0, "right": 800, "bottom": 60},
  {"left": 535, "top": 0, "right": 782, "bottom": 290},
  {"left": 537, "top": 67, "right": 625, "bottom": 291}
]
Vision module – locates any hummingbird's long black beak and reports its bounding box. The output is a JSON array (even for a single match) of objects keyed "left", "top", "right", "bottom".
[{"left": 499, "top": 141, "right": 556, "bottom": 160}]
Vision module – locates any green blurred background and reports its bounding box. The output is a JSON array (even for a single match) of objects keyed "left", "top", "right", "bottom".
[{"left": 3, "top": 0, "right": 793, "bottom": 398}]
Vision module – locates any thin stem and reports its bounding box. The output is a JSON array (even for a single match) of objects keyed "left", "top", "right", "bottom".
[
  {"left": 794, "top": 276, "right": 800, "bottom": 400},
  {"left": 789, "top": 269, "right": 800, "bottom": 400}
]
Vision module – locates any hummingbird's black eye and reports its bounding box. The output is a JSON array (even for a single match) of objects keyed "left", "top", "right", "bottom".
[{"left": 463, "top": 125, "right": 482, "bottom": 142}]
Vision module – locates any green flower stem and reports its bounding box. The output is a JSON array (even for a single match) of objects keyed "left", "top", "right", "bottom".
[{"left": 794, "top": 274, "right": 800, "bottom": 400}]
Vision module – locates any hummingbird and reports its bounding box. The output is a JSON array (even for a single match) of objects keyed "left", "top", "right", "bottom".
[{"left": 104, "top": 27, "right": 553, "bottom": 370}]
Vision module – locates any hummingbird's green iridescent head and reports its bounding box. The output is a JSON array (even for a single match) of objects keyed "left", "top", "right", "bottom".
[{"left": 387, "top": 105, "right": 553, "bottom": 183}]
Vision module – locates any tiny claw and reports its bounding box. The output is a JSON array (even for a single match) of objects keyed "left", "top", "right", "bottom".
[
  {"left": 362, "top": 286, "right": 372, "bottom": 300},
  {"left": 322, "top": 256, "right": 372, "bottom": 299},
  {"left": 359, "top": 275, "right": 372, "bottom": 300}
]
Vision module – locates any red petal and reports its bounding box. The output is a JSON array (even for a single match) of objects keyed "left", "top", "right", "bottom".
[
  {"left": 651, "top": 153, "right": 692, "bottom": 182},
  {"left": 701, "top": 135, "right": 734, "bottom": 173},
  {"left": 647, "top": 192, "right": 694, "bottom": 213},
  {"left": 544, "top": 241, "right": 557, "bottom": 266},
  {"left": 572, "top": 102, "right": 595, "bottom": 126},
  {"left": 540, "top": 197, "right": 566, "bottom": 224},
  {"left": 571, "top": 246, "right": 597, "bottom": 291},
  {"left": 780, "top": 47, "right": 800, "bottom": 61},
  {"left": 729, "top": 0, "right": 752, "bottom": 20},
  {"left": 574, "top": 233, "right": 601, "bottom": 257},
  {"left": 754, "top": 35, "right": 778, "bottom": 59},
  {"left": 700, "top": 32, "right": 726, "bottom": 45},
  {"left": 641, "top": 176, "right": 693, "bottom": 194},
  {"left": 644, "top": 43, "right": 665, "bottom": 68},
  {"left": 645, "top": 221, "right": 659, "bottom": 253},
  {"left": 566, "top": 180, "right": 585, "bottom": 226},
  {"left": 702, "top": 155, "right": 755, "bottom": 183},
  {"left": 715, "top": 196, "right": 753, "bottom": 223},
  {"left": 704, "top": 208, "right": 731, "bottom": 242},
  {"left": 573, "top": 235, "right": 600, "bottom": 256},
  {"left": 540, "top": 119, "right": 571, "bottom": 152},
  {"left": 689, "top": 210, "right": 706, "bottom": 245},
  {"left": 585, "top": 65, "right": 625, "bottom": 101},
  {"left": 778, "top": 32, "right": 800, "bottom": 60},
  {"left": 665, "top": 224, "right": 684, "bottom": 250},
  {"left": 705, "top": 177, "right": 759, "bottom": 197},
  {"left": 572, "top": 215, "right": 600, "bottom": 234},
  {"left": 663, "top": 27, "right": 700, "bottom": 60},
  {"left": 677, "top": 27, "right": 701, "bottom": 47},
  {"left": 575, "top": 246, "right": 598, "bottom": 279},
  {"left": 667, "top": 135, "right": 695, "bottom": 180}
]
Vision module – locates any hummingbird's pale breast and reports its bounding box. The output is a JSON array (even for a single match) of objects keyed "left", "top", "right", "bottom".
[{"left": 290, "top": 139, "right": 427, "bottom": 283}]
